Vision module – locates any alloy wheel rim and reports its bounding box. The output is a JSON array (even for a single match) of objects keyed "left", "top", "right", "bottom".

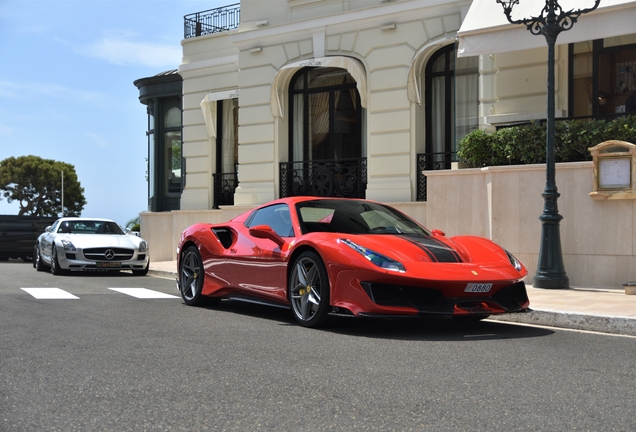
[
  {"left": 181, "top": 251, "right": 200, "bottom": 301},
  {"left": 290, "top": 257, "right": 322, "bottom": 321}
]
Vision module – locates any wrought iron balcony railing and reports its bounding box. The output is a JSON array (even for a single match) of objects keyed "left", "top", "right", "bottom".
[
  {"left": 280, "top": 158, "right": 367, "bottom": 199},
  {"left": 213, "top": 172, "right": 238, "bottom": 208},
  {"left": 416, "top": 151, "right": 456, "bottom": 201},
  {"left": 184, "top": 3, "right": 240, "bottom": 39}
]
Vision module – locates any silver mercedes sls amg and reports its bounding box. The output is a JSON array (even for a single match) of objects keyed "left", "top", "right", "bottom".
[{"left": 33, "top": 217, "right": 149, "bottom": 276}]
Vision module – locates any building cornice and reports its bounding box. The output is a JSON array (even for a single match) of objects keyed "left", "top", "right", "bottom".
[
  {"left": 230, "top": 0, "right": 471, "bottom": 49},
  {"left": 178, "top": 55, "right": 240, "bottom": 76}
]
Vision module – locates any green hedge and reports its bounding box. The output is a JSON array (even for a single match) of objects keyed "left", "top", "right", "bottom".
[{"left": 457, "top": 115, "right": 636, "bottom": 168}]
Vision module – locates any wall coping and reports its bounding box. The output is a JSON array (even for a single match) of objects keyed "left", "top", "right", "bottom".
[{"left": 423, "top": 161, "right": 593, "bottom": 177}]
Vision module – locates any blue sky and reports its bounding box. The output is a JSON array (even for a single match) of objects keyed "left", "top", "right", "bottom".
[{"left": 0, "top": 0, "right": 227, "bottom": 227}]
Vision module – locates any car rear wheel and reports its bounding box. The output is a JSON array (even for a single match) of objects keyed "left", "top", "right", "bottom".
[
  {"left": 34, "top": 245, "right": 47, "bottom": 272},
  {"left": 289, "top": 251, "right": 330, "bottom": 328},
  {"left": 179, "top": 246, "right": 219, "bottom": 306}
]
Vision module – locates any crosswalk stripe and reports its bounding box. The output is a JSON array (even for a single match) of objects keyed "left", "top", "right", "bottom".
[
  {"left": 108, "top": 288, "right": 179, "bottom": 299},
  {"left": 21, "top": 288, "right": 79, "bottom": 299}
]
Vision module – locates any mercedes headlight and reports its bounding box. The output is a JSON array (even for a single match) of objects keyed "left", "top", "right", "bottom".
[
  {"left": 339, "top": 238, "right": 405, "bottom": 272},
  {"left": 138, "top": 241, "right": 148, "bottom": 252},
  {"left": 60, "top": 240, "right": 76, "bottom": 251}
]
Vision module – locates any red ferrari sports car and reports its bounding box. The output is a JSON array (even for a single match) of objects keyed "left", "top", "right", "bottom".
[{"left": 177, "top": 197, "right": 529, "bottom": 327}]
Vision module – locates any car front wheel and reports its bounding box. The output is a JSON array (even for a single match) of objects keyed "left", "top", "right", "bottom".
[
  {"left": 133, "top": 262, "right": 149, "bottom": 276},
  {"left": 50, "top": 247, "right": 65, "bottom": 276},
  {"left": 289, "top": 251, "right": 330, "bottom": 328}
]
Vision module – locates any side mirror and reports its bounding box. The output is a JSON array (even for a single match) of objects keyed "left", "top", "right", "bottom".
[
  {"left": 249, "top": 225, "right": 287, "bottom": 248},
  {"left": 431, "top": 229, "right": 446, "bottom": 237},
  {"left": 45, "top": 226, "right": 53, "bottom": 233}
]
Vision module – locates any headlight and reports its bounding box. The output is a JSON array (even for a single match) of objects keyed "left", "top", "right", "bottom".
[
  {"left": 339, "top": 238, "right": 405, "bottom": 272},
  {"left": 506, "top": 250, "right": 522, "bottom": 271},
  {"left": 138, "top": 241, "right": 148, "bottom": 252},
  {"left": 60, "top": 240, "right": 76, "bottom": 251}
]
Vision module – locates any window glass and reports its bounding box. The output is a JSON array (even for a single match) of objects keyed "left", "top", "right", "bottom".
[
  {"left": 58, "top": 220, "right": 124, "bottom": 235},
  {"left": 165, "top": 131, "right": 181, "bottom": 194},
  {"left": 165, "top": 107, "right": 181, "bottom": 128},
  {"left": 455, "top": 55, "right": 479, "bottom": 145},
  {"left": 148, "top": 132, "right": 155, "bottom": 198},
  {"left": 247, "top": 204, "right": 294, "bottom": 237},
  {"left": 572, "top": 41, "right": 593, "bottom": 117},
  {"left": 425, "top": 45, "right": 479, "bottom": 170},
  {"left": 220, "top": 99, "right": 238, "bottom": 173},
  {"left": 297, "top": 200, "right": 429, "bottom": 235},
  {"left": 290, "top": 67, "right": 361, "bottom": 162},
  {"left": 598, "top": 46, "right": 636, "bottom": 115}
]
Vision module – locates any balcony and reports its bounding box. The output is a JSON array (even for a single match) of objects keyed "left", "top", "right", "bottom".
[
  {"left": 280, "top": 158, "right": 367, "bottom": 199},
  {"left": 184, "top": 3, "right": 240, "bottom": 39}
]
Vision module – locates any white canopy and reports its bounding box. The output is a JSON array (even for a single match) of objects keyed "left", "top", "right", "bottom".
[
  {"left": 200, "top": 89, "right": 240, "bottom": 139},
  {"left": 270, "top": 56, "right": 368, "bottom": 119},
  {"left": 457, "top": 0, "right": 636, "bottom": 57}
]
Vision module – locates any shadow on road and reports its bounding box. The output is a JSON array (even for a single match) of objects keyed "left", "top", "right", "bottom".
[{"left": 189, "top": 298, "right": 554, "bottom": 342}]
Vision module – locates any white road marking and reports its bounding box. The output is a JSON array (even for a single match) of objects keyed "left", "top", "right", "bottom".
[
  {"left": 21, "top": 288, "right": 79, "bottom": 299},
  {"left": 108, "top": 288, "right": 178, "bottom": 299}
]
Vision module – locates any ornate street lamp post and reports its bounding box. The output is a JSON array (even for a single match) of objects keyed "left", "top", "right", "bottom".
[{"left": 496, "top": 0, "right": 600, "bottom": 289}]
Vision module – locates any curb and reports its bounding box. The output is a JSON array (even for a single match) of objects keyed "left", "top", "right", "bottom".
[
  {"left": 491, "top": 310, "right": 636, "bottom": 336},
  {"left": 148, "top": 269, "right": 177, "bottom": 280}
]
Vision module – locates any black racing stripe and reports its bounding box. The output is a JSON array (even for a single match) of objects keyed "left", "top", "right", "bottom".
[{"left": 401, "top": 235, "right": 463, "bottom": 263}]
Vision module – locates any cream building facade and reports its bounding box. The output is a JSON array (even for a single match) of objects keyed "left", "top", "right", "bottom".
[{"left": 139, "top": 0, "right": 636, "bottom": 288}]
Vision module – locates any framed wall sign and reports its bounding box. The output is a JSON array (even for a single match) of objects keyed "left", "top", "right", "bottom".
[
  {"left": 588, "top": 140, "right": 636, "bottom": 200},
  {"left": 598, "top": 157, "right": 631, "bottom": 189}
]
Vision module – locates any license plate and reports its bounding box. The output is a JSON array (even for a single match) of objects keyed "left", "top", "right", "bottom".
[
  {"left": 97, "top": 262, "right": 122, "bottom": 268},
  {"left": 464, "top": 283, "right": 493, "bottom": 293}
]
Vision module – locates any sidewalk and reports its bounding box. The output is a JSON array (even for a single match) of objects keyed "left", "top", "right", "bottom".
[{"left": 149, "top": 261, "right": 636, "bottom": 336}]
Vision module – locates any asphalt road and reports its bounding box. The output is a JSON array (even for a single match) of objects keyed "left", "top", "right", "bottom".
[{"left": 1, "top": 261, "right": 635, "bottom": 431}]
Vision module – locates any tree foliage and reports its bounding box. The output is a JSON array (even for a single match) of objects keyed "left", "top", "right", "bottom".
[
  {"left": 0, "top": 155, "right": 86, "bottom": 217},
  {"left": 457, "top": 115, "right": 636, "bottom": 168}
]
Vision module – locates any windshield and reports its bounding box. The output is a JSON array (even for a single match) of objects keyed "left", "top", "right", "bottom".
[
  {"left": 297, "top": 200, "right": 430, "bottom": 236},
  {"left": 57, "top": 220, "right": 125, "bottom": 235}
]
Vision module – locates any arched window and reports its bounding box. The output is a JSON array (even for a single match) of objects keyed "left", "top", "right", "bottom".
[
  {"left": 283, "top": 67, "right": 366, "bottom": 199},
  {"left": 289, "top": 67, "right": 362, "bottom": 162},
  {"left": 424, "top": 45, "right": 479, "bottom": 169}
]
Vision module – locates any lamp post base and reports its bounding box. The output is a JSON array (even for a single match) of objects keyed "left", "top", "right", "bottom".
[
  {"left": 533, "top": 205, "right": 569, "bottom": 290},
  {"left": 533, "top": 273, "right": 569, "bottom": 289}
]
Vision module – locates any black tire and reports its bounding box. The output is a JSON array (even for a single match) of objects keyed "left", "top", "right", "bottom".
[
  {"left": 34, "top": 245, "right": 48, "bottom": 272},
  {"left": 133, "top": 261, "right": 149, "bottom": 276},
  {"left": 50, "top": 247, "right": 65, "bottom": 276},
  {"left": 179, "top": 246, "right": 219, "bottom": 306},
  {"left": 288, "top": 250, "right": 331, "bottom": 328}
]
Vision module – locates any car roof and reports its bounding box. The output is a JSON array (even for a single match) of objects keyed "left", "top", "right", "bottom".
[
  {"left": 264, "top": 196, "right": 380, "bottom": 206},
  {"left": 56, "top": 217, "right": 117, "bottom": 223}
]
